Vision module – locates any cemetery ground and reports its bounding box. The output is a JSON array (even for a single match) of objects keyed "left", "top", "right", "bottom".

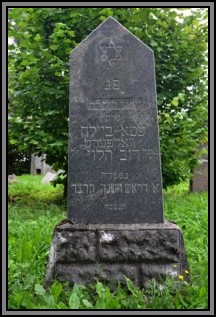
[{"left": 8, "top": 175, "right": 208, "bottom": 310}]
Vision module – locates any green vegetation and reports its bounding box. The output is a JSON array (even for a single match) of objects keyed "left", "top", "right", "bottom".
[
  {"left": 8, "top": 8, "right": 208, "bottom": 189},
  {"left": 8, "top": 175, "right": 208, "bottom": 309}
]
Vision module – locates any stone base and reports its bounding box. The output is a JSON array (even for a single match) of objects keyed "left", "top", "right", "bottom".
[{"left": 45, "top": 221, "right": 189, "bottom": 289}]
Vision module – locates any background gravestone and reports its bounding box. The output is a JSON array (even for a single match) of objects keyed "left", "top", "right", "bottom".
[
  {"left": 191, "top": 160, "right": 208, "bottom": 192},
  {"left": 190, "top": 143, "right": 208, "bottom": 192},
  {"left": 46, "top": 17, "right": 189, "bottom": 289},
  {"left": 68, "top": 16, "right": 163, "bottom": 224},
  {"left": 30, "top": 153, "right": 54, "bottom": 175}
]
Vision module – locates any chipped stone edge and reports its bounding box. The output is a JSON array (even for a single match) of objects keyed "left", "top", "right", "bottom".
[{"left": 55, "top": 220, "right": 180, "bottom": 232}]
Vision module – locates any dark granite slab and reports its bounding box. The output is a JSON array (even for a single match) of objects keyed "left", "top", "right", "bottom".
[{"left": 68, "top": 17, "right": 163, "bottom": 224}]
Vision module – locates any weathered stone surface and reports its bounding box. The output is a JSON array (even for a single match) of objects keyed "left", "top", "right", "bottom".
[
  {"left": 98, "top": 229, "right": 180, "bottom": 262},
  {"left": 55, "top": 264, "right": 101, "bottom": 285},
  {"left": 55, "top": 221, "right": 178, "bottom": 231},
  {"left": 54, "top": 230, "right": 96, "bottom": 263},
  {"left": 68, "top": 17, "right": 163, "bottom": 224},
  {"left": 55, "top": 263, "right": 139, "bottom": 288},
  {"left": 140, "top": 263, "right": 181, "bottom": 287},
  {"left": 45, "top": 222, "right": 189, "bottom": 288}
]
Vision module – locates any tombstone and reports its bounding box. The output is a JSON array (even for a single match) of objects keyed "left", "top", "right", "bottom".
[
  {"left": 30, "top": 153, "right": 54, "bottom": 175},
  {"left": 46, "top": 17, "right": 189, "bottom": 289},
  {"left": 8, "top": 174, "right": 16, "bottom": 184},
  {"left": 190, "top": 143, "right": 208, "bottom": 192},
  {"left": 42, "top": 172, "right": 57, "bottom": 184}
]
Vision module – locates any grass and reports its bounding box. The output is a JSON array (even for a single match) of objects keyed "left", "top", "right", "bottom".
[{"left": 8, "top": 175, "right": 208, "bottom": 310}]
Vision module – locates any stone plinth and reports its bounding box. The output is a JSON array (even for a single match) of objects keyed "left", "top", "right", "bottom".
[{"left": 45, "top": 221, "right": 189, "bottom": 289}]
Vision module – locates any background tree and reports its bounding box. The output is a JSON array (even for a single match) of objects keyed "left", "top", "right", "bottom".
[{"left": 8, "top": 7, "right": 208, "bottom": 192}]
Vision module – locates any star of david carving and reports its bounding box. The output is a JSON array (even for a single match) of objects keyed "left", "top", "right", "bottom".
[{"left": 98, "top": 39, "right": 124, "bottom": 68}]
